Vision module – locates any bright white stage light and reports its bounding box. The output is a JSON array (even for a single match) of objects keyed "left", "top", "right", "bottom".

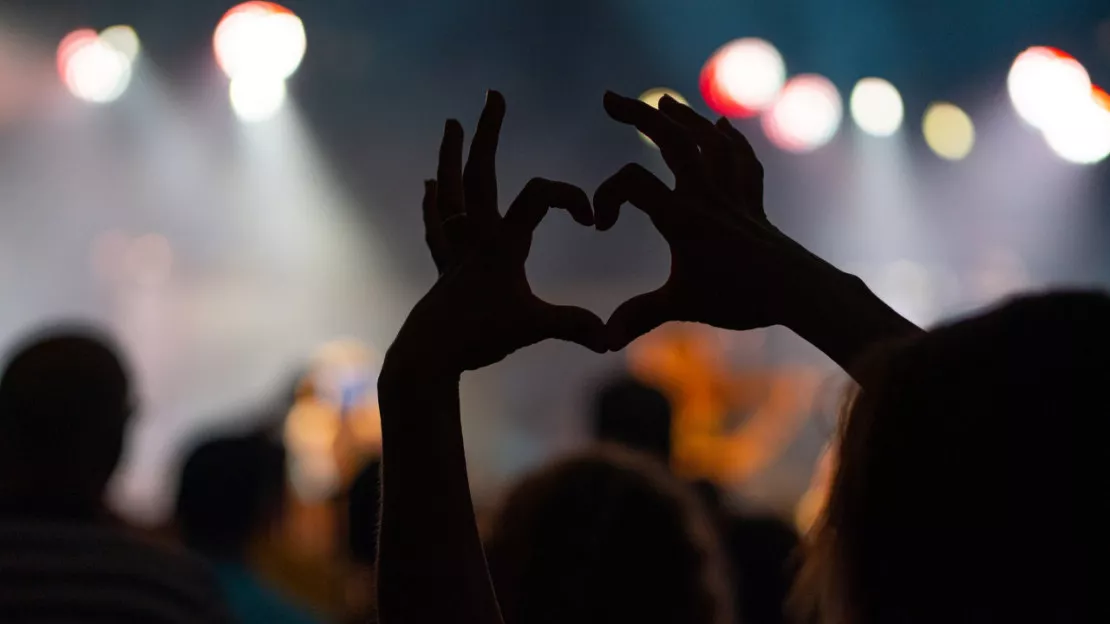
[
  {"left": 922, "top": 102, "right": 974, "bottom": 161},
  {"left": 59, "top": 31, "right": 133, "bottom": 104},
  {"left": 214, "top": 2, "right": 306, "bottom": 81},
  {"left": 99, "top": 25, "right": 141, "bottom": 62},
  {"left": 850, "top": 77, "right": 904, "bottom": 137},
  {"left": 761, "top": 74, "right": 842, "bottom": 152},
  {"left": 1007, "top": 47, "right": 1091, "bottom": 131},
  {"left": 229, "top": 75, "right": 287, "bottom": 122},
  {"left": 701, "top": 38, "right": 785, "bottom": 118},
  {"left": 1042, "top": 86, "right": 1110, "bottom": 164}
]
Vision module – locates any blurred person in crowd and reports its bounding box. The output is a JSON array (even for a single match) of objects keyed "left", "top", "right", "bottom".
[
  {"left": 797, "top": 292, "right": 1108, "bottom": 623},
  {"left": 485, "top": 447, "right": 732, "bottom": 624},
  {"left": 176, "top": 432, "right": 322, "bottom": 624},
  {"left": 0, "top": 327, "right": 231, "bottom": 622},
  {"left": 341, "top": 457, "right": 382, "bottom": 623},
  {"left": 591, "top": 374, "right": 673, "bottom": 462},
  {"left": 694, "top": 480, "right": 802, "bottom": 624},
  {"left": 593, "top": 376, "right": 802, "bottom": 624}
]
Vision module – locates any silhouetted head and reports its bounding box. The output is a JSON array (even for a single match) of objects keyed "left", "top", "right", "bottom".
[
  {"left": 591, "top": 375, "right": 673, "bottom": 462},
  {"left": 803, "top": 291, "right": 1110, "bottom": 623},
  {"left": 724, "top": 515, "right": 801, "bottom": 624},
  {"left": 692, "top": 479, "right": 801, "bottom": 624},
  {"left": 175, "top": 432, "right": 286, "bottom": 560},
  {"left": 346, "top": 457, "right": 382, "bottom": 566},
  {"left": 0, "top": 327, "right": 131, "bottom": 510},
  {"left": 486, "top": 447, "right": 731, "bottom": 624}
]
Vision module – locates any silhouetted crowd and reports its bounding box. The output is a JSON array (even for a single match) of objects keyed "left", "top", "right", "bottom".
[{"left": 1, "top": 90, "right": 1106, "bottom": 623}]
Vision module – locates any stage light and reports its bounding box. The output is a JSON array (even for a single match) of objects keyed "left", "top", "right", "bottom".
[
  {"left": 99, "top": 25, "right": 140, "bottom": 62},
  {"left": 59, "top": 31, "right": 133, "bottom": 104},
  {"left": 57, "top": 29, "right": 99, "bottom": 78},
  {"left": 1007, "top": 46, "right": 1091, "bottom": 130},
  {"left": 761, "top": 74, "right": 842, "bottom": 153},
  {"left": 849, "top": 77, "right": 904, "bottom": 137},
  {"left": 213, "top": 2, "right": 306, "bottom": 81},
  {"left": 229, "top": 75, "right": 287, "bottom": 122},
  {"left": 1041, "top": 86, "right": 1110, "bottom": 164},
  {"left": 700, "top": 38, "right": 785, "bottom": 118},
  {"left": 922, "top": 102, "right": 974, "bottom": 160},
  {"left": 638, "top": 87, "right": 688, "bottom": 147}
]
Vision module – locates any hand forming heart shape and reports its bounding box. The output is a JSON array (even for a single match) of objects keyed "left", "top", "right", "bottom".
[
  {"left": 384, "top": 89, "right": 844, "bottom": 381},
  {"left": 384, "top": 90, "right": 606, "bottom": 380}
]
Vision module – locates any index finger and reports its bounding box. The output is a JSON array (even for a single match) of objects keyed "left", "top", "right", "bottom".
[
  {"left": 463, "top": 90, "right": 506, "bottom": 227},
  {"left": 658, "top": 95, "right": 729, "bottom": 160},
  {"left": 503, "top": 178, "right": 594, "bottom": 235},
  {"left": 603, "top": 91, "right": 704, "bottom": 183},
  {"left": 592, "top": 163, "right": 676, "bottom": 234}
]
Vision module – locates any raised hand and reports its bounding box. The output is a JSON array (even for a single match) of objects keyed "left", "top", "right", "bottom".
[
  {"left": 597, "top": 91, "right": 846, "bottom": 350},
  {"left": 597, "top": 91, "right": 920, "bottom": 376},
  {"left": 385, "top": 91, "right": 608, "bottom": 381}
]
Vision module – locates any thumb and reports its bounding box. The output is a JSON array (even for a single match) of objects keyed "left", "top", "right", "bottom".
[
  {"left": 606, "top": 287, "right": 674, "bottom": 351},
  {"left": 533, "top": 302, "right": 609, "bottom": 354}
]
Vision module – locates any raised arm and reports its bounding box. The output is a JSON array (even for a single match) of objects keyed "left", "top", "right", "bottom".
[
  {"left": 375, "top": 91, "right": 607, "bottom": 624},
  {"left": 597, "top": 91, "right": 922, "bottom": 380}
]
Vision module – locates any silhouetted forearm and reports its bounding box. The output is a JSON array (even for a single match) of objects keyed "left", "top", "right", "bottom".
[
  {"left": 783, "top": 271, "right": 923, "bottom": 383},
  {"left": 376, "top": 364, "right": 503, "bottom": 624}
]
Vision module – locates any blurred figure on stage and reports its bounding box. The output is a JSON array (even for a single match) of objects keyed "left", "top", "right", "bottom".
[{"left": 249, "top": 342, "right": 382, "bottom": 621}]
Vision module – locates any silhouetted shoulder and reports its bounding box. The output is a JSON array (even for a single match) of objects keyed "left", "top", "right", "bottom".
[{"left": 0, "top": 519, "right": 231, "bottom": 623}]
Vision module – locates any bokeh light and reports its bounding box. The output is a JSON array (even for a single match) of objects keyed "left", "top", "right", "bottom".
[
  {"left": 58, "top": 30, "right": 133, "bottom": 104},
  {"left": 99, "top": 25, "right": 141, "bottom": 62},
  {"left": 849, "top": 77, "right": 904, "bottom": 137},
  {"left": 229, "top": 75, "right": 287, "bottom": 122},
  {"left": 922, "top": 102, "right": 974, "bottom": 160},
  {"left": 638, "top": 87, "right": 688, "bottom": 147},
  {"left": 57, "top": 29, "right": 99, "bottom": 78},
  {"left": 761, "top": 74, "right": 842, "bottom": 153},
  {"left": 1041, "top": 85, "right": 1110, "bottom": 164},
  {"left": 213, "top": 2, "right": 306, "bottom": 81},
  {"left": 700, "top": 38, "right": 785, "bottom": 118},
  {"left": 1007, "top": 47, "right": 1091, "bottom": 131},
  {"left": 639, "top": 87, "right": 688, "bottom": 110}
]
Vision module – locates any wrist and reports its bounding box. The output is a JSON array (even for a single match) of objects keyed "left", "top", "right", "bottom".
[
  {"left": 779, "top": 264, "right": 863, "bottom": 334},
  {"left": 781, "top": 268, "right": 921, "bottom": 378},
  {"left": 378, "top": 348, "right": 460, "bottom": 399}
]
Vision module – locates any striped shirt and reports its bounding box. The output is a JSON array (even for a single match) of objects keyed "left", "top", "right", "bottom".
[{"left": 0, "top": 518, "right": 233, "bottom": 623}]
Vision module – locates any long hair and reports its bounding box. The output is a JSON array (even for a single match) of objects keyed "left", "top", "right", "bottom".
[{"left": 798, "top": 291, "right": 1109, "bottom": 623}]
